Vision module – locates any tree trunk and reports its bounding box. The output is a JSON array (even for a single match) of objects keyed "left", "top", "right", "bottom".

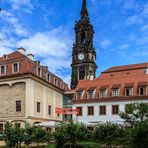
[
  {"left": 107, "top": 142, "right": 112, "bottom": 148},
  {"left": 16, "top": 142, "right": 19, "bottom": 148},
  {"left": 19, "top": 142, "right": 21, "bottom": 148}
]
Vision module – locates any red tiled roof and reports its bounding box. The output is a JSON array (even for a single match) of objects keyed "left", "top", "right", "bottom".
[
  {"left": 138, "top": 81, "right": 147, "bottom": 86},
  {"left": 125, "top": 83, "right": 134, "bottom": 88},
  {"left": 0, "top": 50, "right": 69, "bottom": 91},
  {"left": 102, "top": 63, "right": 148, "bottom": 73},
  {"left": 87, "top": 87, "right": 96, "bottom": 91},
  {"left": 73, "top": 62, "right": 148, "bottom": 101}
]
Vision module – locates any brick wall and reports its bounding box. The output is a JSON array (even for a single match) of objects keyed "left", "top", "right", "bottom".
[{"left": 0, "top": 82, "right": 26, "bottom": 118}]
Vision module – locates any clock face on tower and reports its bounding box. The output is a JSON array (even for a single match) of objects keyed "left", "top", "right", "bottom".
[{"left": 78, "top": 53, "right": 84, "bottom": 60}]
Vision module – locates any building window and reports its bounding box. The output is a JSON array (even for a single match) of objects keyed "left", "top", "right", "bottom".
[
  {"left": 125, "top": 88, "right": 133, "bottom": 96},
  {"left": 13, "top": 63, "right": 19, "bottom": 73},
  {"left": 139, "top": 86, "right": 147, "bottom": 95},
  {"left": 58, "top": 81, "right": 61, "bottom": 87},
  {"left": 37, "top": 67, "right": 41, "bottom": 77},
  {"left": 51, "top": 75, "right": 54, "bottom": 84},
  {"left": 48, "top": 105, "right": 51, "bottom": 115},
  {"left": 16, "top": 101, "right": 21, "bottom": 112},
  {"left": 87, "top": 91, "right": 94, "bottom": 99},
  {"left": 77, "top": 92, "right": 82, "bottom": 100},
  {"left": 47, "top": 73, "right": 51, "bottom": 82},
  {"left": 88, "top": 106, "right": 94, "bottom": 116},
  {"left": 77, "top": 107, "right": 82, "bottom": 116},
  {"left": 79, "top": 67, "right": 85, "bottom": 80},
  {"left": 55, "top": 78, "right": 57, "bottom": 86},
  {"left": 99, "top": 89, "right": 107, "bottom": 98},
  {"left": 112, "top": 89, "right": 119, "bottom": 97},
  {"left": 0, "top": 65, "right": 6, "bottom": 75},
  {"left": 112, "top": 105, "right": 119, "bottom": 115},
  {"left": 61, "top": 82, "right": 64, "bottom": 89},
  {"left": 99, "top": 106, "right": 106, "bottom": 115},
  {"left": 0, "top": 124, "right": 3, "bottom": 132},
  {"left": 37, "top": 102, "right": 40, "bottom": 113}
]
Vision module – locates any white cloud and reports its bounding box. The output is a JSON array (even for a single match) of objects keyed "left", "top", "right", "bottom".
[
  {"left": 119, "top": 44, "right": 129, "bottom": 50},
  {"left": 122, "top": 0, "right": 140, "bottom": 10},
  {"left": 142, "top": 2, "right": 148, "bottom": 17},
  {"left": 17, "top": 28, "right": 72, "bottom": 81},
  {"left": 0, "top": 39, "right": 13, "bottom": 56},
  {"left": 17, "top": 28, "right": 71, "bottom": 58},
  {"left": 125, "top": 15, "right": 142, "bottom": 25},
  {"left": 141, "top": 24, "right": 148, "bottom": 31},
  {"left": 99, "top": 39, "right": 112, "bottom": 48},
  {"left": 0, "top": 10, "right": 29, "bottom": 37},
  {"left": 6, "top": 0, "right": 34, "bottom": 13}
]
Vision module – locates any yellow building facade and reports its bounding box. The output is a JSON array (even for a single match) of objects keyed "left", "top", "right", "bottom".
[{"left": 0, "top": 48, "right": 68, "bottom": 130}]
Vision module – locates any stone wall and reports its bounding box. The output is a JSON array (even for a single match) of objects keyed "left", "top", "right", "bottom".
[{"left": 0, "top": 82, "right": 26, "bottom": 118}]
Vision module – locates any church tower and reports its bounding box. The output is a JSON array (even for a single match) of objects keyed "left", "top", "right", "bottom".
[{"left": 71, "top": 0, "right": 97, "bottom": 89}]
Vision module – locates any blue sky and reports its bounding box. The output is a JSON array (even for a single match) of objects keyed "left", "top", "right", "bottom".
[{"left": 0, "top": 0, "right": 148, "bottom": 84}]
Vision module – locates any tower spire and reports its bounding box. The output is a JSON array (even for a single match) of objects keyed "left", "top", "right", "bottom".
[{"left": 81, "top": 0, "right": 88, "bottom": 18}]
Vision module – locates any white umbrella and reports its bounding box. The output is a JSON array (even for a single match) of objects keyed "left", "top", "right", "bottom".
[
  {"left": 78, "top": 121, "right": 96, "bottom": 126},
  {"left": 34, "top": 121, "right": 56, "bottom": 128}
]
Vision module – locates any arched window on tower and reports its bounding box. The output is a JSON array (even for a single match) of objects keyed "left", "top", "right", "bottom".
[
  {"left": 79, "top": 67, "right": 85, "bottom": 80},
  {"left": 81, "top": 32, "right": 86, "bottom": 43}
]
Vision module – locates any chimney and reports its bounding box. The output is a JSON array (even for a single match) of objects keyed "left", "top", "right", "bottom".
[
  {"left": 34, "top": 60, "right": 40, "bottom": 65},
  {"left": 42, "top": 66, "right": 48, "bottom": 70},
  {"left": 27, "top": 53, "right": 34, "bottom": 61},
  {"left": 3, "top": 54, "right": 8, "bottom": 60},
  {"left": 17, "top": 47, "right": 26, "bottom": 55}
]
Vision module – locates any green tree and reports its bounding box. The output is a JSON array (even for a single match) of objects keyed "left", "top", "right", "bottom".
[
  {"left": 24, "top": 123, "right": 34, "bottom": 145},
  {"left": 119, "top": 103, "right": 148, "bottom": 127},
  {"left": 13, "top": 123, "right": 25, "bottom": 148},
  {"left": 4, "top": 122, "right": 25, "bottom": 148},
  {"left": 44, "top": 130, "right": 52, "bottom": 145},
  {"left": 94, "top": 123, "right": 123, "bottom": 148},
  {"left": 3, "top": 122, "right": 17, "bottom": 148},
  {"left": 76, "top": 123, "right": 93, "bottom": 142},
  {"left": 32, "top": 126, "right": 47, "bottom": 146},
  {"left": 54, "top": 122, "right": 68, "bottom": 148},
  {"left": 130, "top": 121, "right": 148, "bottom": 148},
  {"left": 119, "top": 103, "right": 148, "bottom": 147},
  {"left": 54, "top": 121, "right": 84, "bottom": 148}
]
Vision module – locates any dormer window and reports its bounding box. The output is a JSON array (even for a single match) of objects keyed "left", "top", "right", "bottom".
[
  {"left": 100, "top": 90, "right": 107, "bottom": 98},
  {"left": 13, "top": 63, "right": 19, "bottom": 73},
  {"left": 87, "top": 87, "right": 95, "bottom": 99},
  {"left": 112, "top": 89, "right": 119, "bottom": 97},
  {"left": 47, "top": 73, "right": 51, "bottom": 82},
  {"left": 3, "top": 54, "right": 7, "bottom": 60},
  {"left": 112, "top": 84, "right": 120, "bottom": 97},
  {"left": 61, "top": 82, "right": 64, "bottom": 89},
  {"left": 76, "top": 88, "right": 85, "bottom": 100},
  {"left": 125, "top": 83, "right": 133, "bottom": 96},
  {"left": 125, "top": 88, "right": 133, "bottom": 96},
  {"left": 0, "top": 65, "right": 6, "bottom": 75},
  {"left": 55, "top": 78, "right": 57, "bottom": 86},
  {"left": 138, "top": 82, "right": 147, "bottom": 96},
  {"left": 139, "top": 87, "right": 147, "bottom": 95},
  {"left": 77, "top": 92, "right": 82, "bottom": 100},
  {"left": 37, "top": 67, "right": 41, "bottom": 77},
  {"left": 99, "top": 86, "right": 108, "bottom": 98},
  {"left": 87, "top": 91, "right": 94, "bottom": 99}
]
